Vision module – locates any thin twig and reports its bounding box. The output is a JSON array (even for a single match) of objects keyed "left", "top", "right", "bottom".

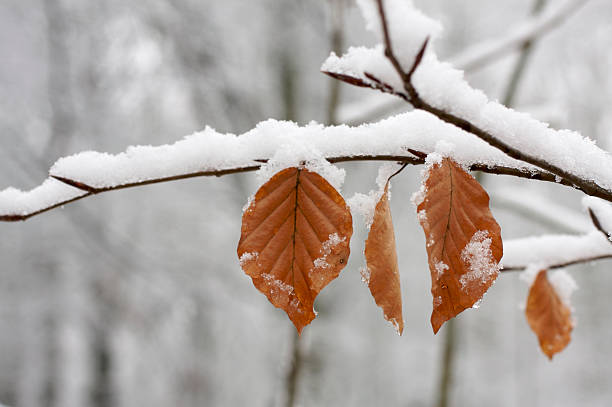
[
  {"left": 501, "top": 254, "right": 612, "bottom": 272},
  {"left": 588, "top": 208, "right": 612, "bottom": 244}
]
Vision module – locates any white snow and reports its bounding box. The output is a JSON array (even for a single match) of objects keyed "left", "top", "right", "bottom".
[
  {"left": 459, "top": 230, "right": 499, "bottom": 289},
  {"left": 360, "top": 266, "right": 371, "bottom": 285},
  {"left": 410, "top": 144, "right": 453, "bottom": 209},
  {"left": 355, "top": 0, "right": 442, "bottom": 69},
  {"left": 520, "top": 267, "right": 578, "bottom": 310},
  {"left": 256, "top": 141, "right": 346, "bottom": 191},
  {"left": 0, "top": 178, "right": 87, "bottom": 218},
  {"left": 549, "top": 270, "right": 578, "bottom": 308},
  {"left": 502, "top": 231, "right": 612, "bottom": 269},
  {"left": 519, "top": 264, "right": 544, "bottom": 286},
  {"left": 348, "top": 163, "right": 399, "bottom": 229},
  {"left": 312, "top": 233, "right": 346, "bottom": 271},
  {"left": 434, "top": 261, "right": 449, "bottom": 277},
  {"left": 348, "top": 192, "right": 379, "bottom": 230},
  {"left": 261, "top": 273, "right": 294, "bottom": 297},
  {"left": 48, "top": 113, "right": 535, "bottom": 192},
  {"left": 238, "top": 252, "right": 258, "bottom": 267}
]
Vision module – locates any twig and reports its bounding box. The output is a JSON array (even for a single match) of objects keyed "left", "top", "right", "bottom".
[
  {"left": 501, "top": 254, "right": 612, "bottom": 272},
  {"left": 368, "top": 0, "right": 612, "bottom": 206},
  {"left": 588, "top": 208, "right": 612, "bottom": 244}
]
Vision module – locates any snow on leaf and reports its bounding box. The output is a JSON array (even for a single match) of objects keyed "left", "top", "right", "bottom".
[
  {"left": 525, "top": 270, "right": 574, "bottom": 360},
  {"left": 416, "top": 157, "right": 502, "bottom": 334},
  {"left": 237, "top": 167, "right": 353, "bottom": 334},
  {"left": 364, "top": 181, "right": 404, "bottom": 335}
]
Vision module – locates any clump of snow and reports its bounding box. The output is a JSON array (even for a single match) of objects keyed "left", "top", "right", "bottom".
[
  {"left": 348, "top": 192, "right": 379, "bottom": 230},
  {"left": 549, "top": 270, "right": 578, "bottom": 308},
  {"left": 502, "top": 231, "right": 612, "bottom": 270},
  {"left": 257, "top": 140, "right": 345, "bottom": 191},
  {"left": 238, "top": 252, "right": 258, "bottom": 267},
  {"left": 459, "top": 230, "right": 499, "bottom": 289},
  {"left": 242, "top": 194, "right": 255, "bottom": 213},
  {"left": 312, "top": 233, "right": 346, "bottom": 270},
  {"left": 261, "top": 273, "right": 294, "bottom": 297},
  {"left": 355, "top": 0, "right": 442, "bottom": 69},
  {"left": 519, "top": 264, "right": 543, "bottom": 286},
  {"left": 0, "top": 178, "right": 87, "bottom": 217},
  {"left": 434, "top": 261, "right": 449, "bottom": 277},
  {"left": 360, "top": 267, "right": 371, "bottom": 285},
  {"left": 411, "top": 144, "right": 453, "bottom": 208},
  {"left": 519, "top": 267, "right": 578, "bottom": 312},
  {"left": 375, "top": 162, "right": 401, "bottom": 191},
  {"left": 348, "top": 163, "right": 399, "bottom": 229}
]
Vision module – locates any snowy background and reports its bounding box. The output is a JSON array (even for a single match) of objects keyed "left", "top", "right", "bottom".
[{"left": 2, "top": 0, "right": 612, "bottom": 406}]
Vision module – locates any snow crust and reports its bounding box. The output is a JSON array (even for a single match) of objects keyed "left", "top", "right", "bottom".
[{"left": 0, "top": 178, "right": 87, "bottom": 217}]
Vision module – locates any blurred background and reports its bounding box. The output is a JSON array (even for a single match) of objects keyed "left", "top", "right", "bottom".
[{"left": 1, "top": 0, "right": 612, "bottom": 406}]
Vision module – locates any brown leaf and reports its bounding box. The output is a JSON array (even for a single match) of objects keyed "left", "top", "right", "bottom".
[
  {"left": 525, "top": 270, "right": 573, "bottom": 360},
  {"left": 364, "top": 182, "right": 404, "bottom": 334},
  {"left": 237, "top": 167, "right": 353, "bottom": 333},
  {"left": 416, "top": 158, "right": 502, "bottom": 334}
]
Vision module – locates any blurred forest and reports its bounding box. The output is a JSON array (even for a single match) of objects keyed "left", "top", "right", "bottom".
[{"left": 2, "top": 0, "right": 612, "bottom": 406}]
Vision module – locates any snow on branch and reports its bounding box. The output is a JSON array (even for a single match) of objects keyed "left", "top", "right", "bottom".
[
  {"left": 322, "top": 0, "right": 612, "bottom": 204},
  {"left": 0, "top": 178, "right": 89, "bottom": 221},
  {"left": 0, "top": 112, "right": 571, "bottom": 221},
  {"left": 502, "top": 199, "right": 612, "bottom": 271},
  {"left": 338, "top": 0, "right": 588, "bottom": 125},
  {"left": 501, "top": 231, "right": 612, "bottom": 271}
]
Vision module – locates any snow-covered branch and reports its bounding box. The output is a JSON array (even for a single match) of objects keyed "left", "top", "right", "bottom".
[
  {"left": 323, "top": 0, "right": 612, "bottom": 204},
  {"left": 0, "top": 110, "right": 599, "bottom": 222},
  {"left": 501, "top": 231, "right": 612, "bottom": 272},
  {"left": 338, "top": 0, "right": 587, "bottom": 125}
]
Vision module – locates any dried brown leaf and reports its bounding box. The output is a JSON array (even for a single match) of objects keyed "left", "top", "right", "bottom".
[
  {"left": 416, "top": 158, "right": 502, "bottom": 334},
  {"left": 364, "top": 182, "right": 404, "bottom": 334},
  {"left": 525, "top": 270, "right": 573, "bottom": 360},
  {"left": 237, "top": 167, "right": 353, "bottom": 333}
]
